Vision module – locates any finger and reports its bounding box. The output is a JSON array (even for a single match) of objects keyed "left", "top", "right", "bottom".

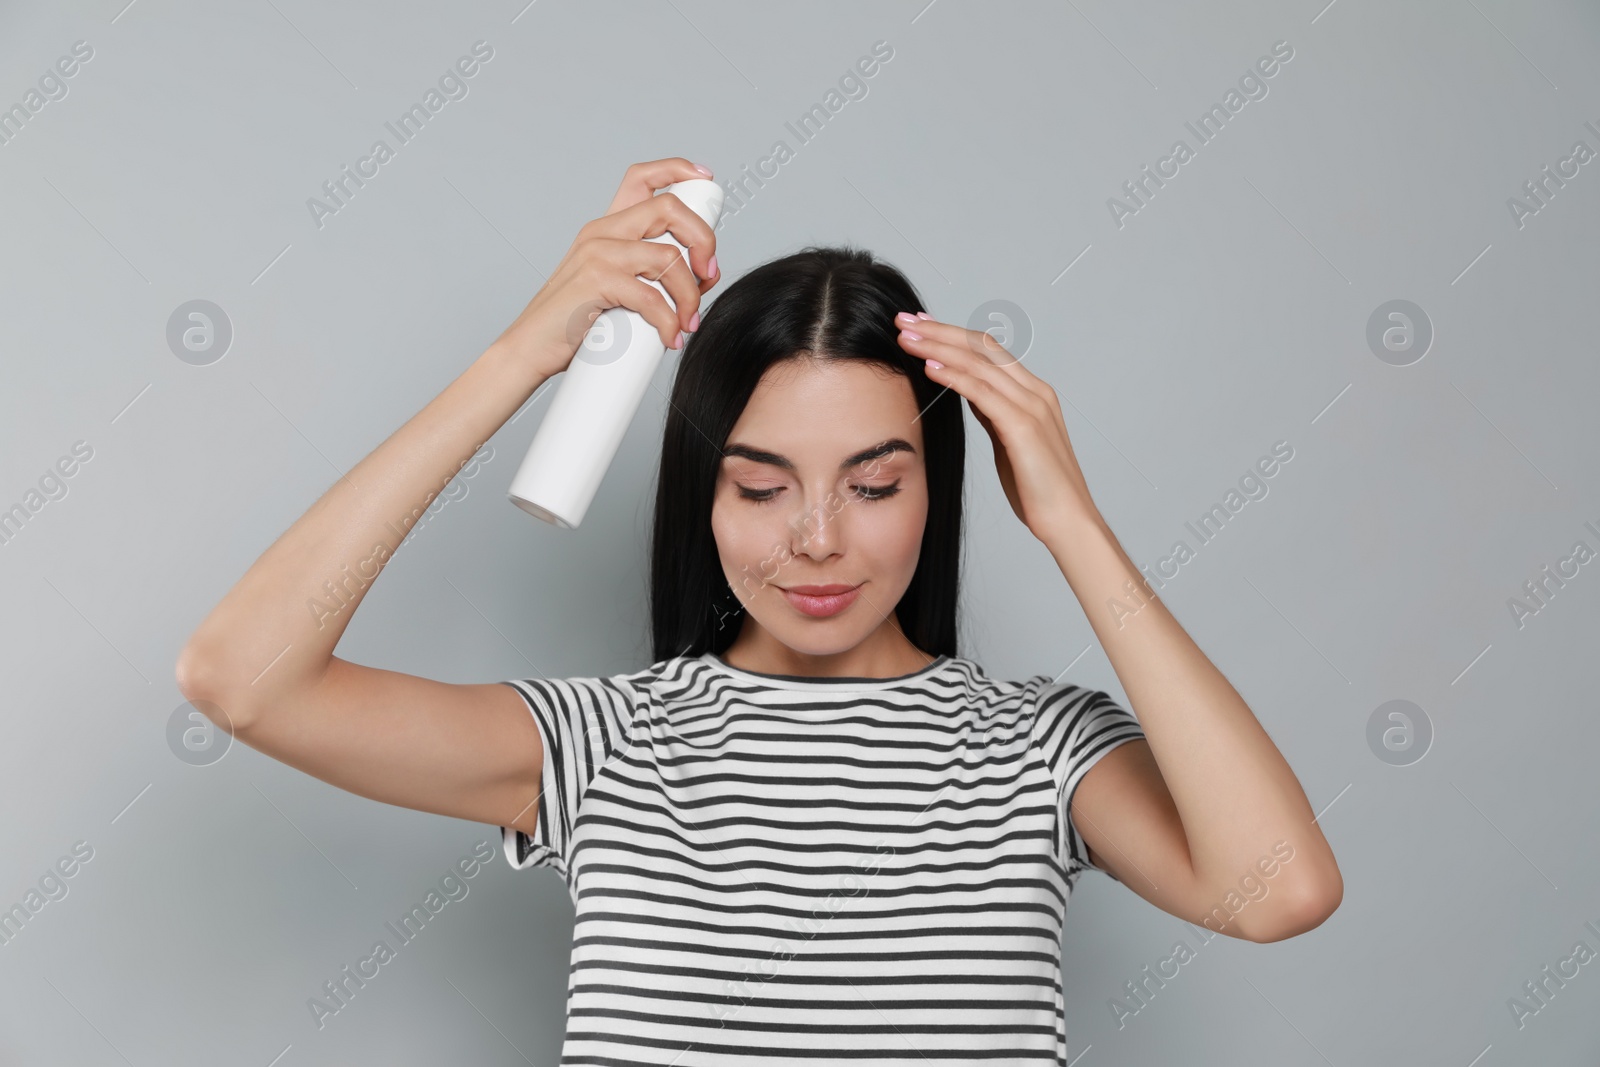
[
  {"left": 593, "top": 190, "right": 719, "bottom": 295},
  {"left": 604, "top": 157, "right": 715, "bottom": 216},
  {"left": 586, "top": 200, "right": 716, "bottom": 334},
  {"left": 969, "top": 401, "right": 1006, "bottom": 458},
  {"left": 697, "top": 262, "right": 721, "bottom": 296},
  {"left": 896, "top": 322, "right": 1045, "bottom": 416},
  {"left": 970, "top": 400, "right": 999, "bottom": 440},
  {"left": 898, "top": 313, "right": 1054, "bottom": 401},
  {"left": 901, "top": 332, "right": 1036, "bottom": 435},
  {"left": 590, "top": 242, "right": 690, "bottom": 349},
  {"left": 636, "top": 233, "right": 704, "bottom": 336}
]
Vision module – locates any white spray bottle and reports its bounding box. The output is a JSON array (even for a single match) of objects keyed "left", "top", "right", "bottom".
[{"left": 508, "top": 178, "right": 725, "bottom": 528}]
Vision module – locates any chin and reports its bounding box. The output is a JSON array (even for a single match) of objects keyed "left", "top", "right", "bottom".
[
  {"left": 759, "top": 624, "right": 866, "bottom": 659},
  {"left": 742, "top": 604, "right": 870, "bottom": 656}
]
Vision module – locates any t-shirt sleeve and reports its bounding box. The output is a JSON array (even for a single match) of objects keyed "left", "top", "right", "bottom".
[
  {"left": 1027, "top": 678, "right": 1146, "bottom": 888},
  {"left": 498, "top": 671, "right": 650, "bottom": 879}
]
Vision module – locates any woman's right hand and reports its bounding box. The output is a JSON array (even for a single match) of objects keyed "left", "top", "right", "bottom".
[{"left": 493, "top": 157, "right": 721, "bottom": 382}]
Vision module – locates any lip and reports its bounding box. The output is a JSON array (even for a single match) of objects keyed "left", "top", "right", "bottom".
[{"left": 781, "top": 583, "right": 862, "bottom": 618}]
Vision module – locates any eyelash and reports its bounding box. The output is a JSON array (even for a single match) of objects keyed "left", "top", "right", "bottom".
[{"left": 736, "top": 482, "right": 902, "bottom": 505}]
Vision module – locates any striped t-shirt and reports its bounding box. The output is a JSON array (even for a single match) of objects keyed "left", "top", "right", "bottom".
[{"left": 499, "top": 650, "right": 1145, "bottom": 1065}]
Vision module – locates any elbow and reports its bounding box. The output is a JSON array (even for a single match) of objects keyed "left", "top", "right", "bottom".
[
  {"left": 174, "top": 642, "right": 209, "bottom": 702},
  {"left": 1243, "top": 872, "right": 1344, "bottom": 944},
  {"left": 174, "top": 642, "right": 253, "bottom": 736}
]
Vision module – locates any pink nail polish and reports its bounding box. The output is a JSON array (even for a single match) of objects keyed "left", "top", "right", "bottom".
[
  {"left": 916, "top": 311, "right": 932, "bottom": 320},
  {"left": 694, "top": 163, "right": 714, "bottom": 178},
  {"left": 926, "top": 359, "right": 944, "bottom": 370},
  {"left": 689, "top": 311, "right": 701, "bottom": 331},
  {"left": 901, "top": 328, "right": 923, "bottom": 341},
  {"left": 708, "top": 254, "right": 719, "bottom": 279}
]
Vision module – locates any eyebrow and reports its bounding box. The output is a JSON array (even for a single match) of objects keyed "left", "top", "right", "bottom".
[{"left": 721, "top": 437, "right": 918, "bottom": 472}]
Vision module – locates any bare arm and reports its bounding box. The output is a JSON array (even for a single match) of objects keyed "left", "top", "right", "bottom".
[
  {"left": 175, "top": 157, "right": 720, "bottom": 836},
  {"left": 1056, "top": 513, "right": 1343, "bottom": 943},
  {"left": 177, "top": 346, "right": 555, "bottom": 833},
  {"left": 884, "top": 314, "right": 1341, "bottom": 943}
]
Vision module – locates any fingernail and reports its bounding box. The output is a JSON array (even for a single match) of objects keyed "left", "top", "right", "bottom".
[
  {"left": 693, "top": 163, "right": 714, "bottom": 178},
  {"left": 915, "top": 311, "right": 932, "bottom": 320},
  {"left": 689, "top": 311, "right": 701, "bottom": 331},
  {"left": 708, "top": 254, "right": 719, "bottom": 278},
  {"left": 900, "top": 328, "right": 923, "bottom": 341},
  {"left": 674, "top": 331, "right": 686, "bottom": 349},
  {"left": 926, "top": 359, "right": 944, "bottom": 370},
  {"left": 896, "top": 311, "right": 917, "bottom": 323}
]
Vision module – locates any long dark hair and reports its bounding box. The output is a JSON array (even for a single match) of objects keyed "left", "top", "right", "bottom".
[{"left": 648, "top": 244, "right": 966, "bottom": 663}]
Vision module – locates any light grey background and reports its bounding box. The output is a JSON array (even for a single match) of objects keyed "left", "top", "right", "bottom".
[{"left": 2, "top": 0, "right": 1597, "bottom": 1063}]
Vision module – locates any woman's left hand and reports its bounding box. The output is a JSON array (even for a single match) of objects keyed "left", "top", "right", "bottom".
[{"left": 894, "top": 311, "right": 1100, "bottom": 543}]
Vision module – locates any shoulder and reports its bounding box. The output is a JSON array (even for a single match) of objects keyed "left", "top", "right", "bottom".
[
  {"left": 1022, "top": 675, "right": 1145, "bottom": 771},
  {"left": 938, "top": 657, "right": 1080, "bottom": 715},
  {"left": 501, "top": 657, "right": 683, "bottom": 720}
]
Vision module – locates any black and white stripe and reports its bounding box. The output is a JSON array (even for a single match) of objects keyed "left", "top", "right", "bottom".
[{"left": 500, "top": 652, "right": 1145, "bottom": 1065}]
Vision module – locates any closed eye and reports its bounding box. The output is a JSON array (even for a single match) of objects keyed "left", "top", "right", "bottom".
[{"left": 736, "top": 482, "right": 902, "bottom": 504}]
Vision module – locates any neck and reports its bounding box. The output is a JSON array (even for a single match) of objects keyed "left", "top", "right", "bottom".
[{"left": 719, "top": 618, "right": 933, "bottom": 679}]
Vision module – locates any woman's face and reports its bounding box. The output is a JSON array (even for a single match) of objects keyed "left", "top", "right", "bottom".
[{"left": 710, "top": 357, "right": 929, "bottom": 661}]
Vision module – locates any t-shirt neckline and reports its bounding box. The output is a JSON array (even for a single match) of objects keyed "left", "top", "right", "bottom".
[{"left": 700, "top": 651, "right": 953, "bottom": 690}]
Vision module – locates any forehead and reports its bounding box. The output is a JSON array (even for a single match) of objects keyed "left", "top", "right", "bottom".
[{"left": 721, "top": 359, "right": 924, "bottom": 465}]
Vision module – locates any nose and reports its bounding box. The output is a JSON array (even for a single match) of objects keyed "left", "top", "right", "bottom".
[{"left": 787, "top": 487, "right": 844, "bottom": 561}]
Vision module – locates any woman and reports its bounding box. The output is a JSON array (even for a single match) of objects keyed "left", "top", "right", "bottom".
[{"left": 177, "top": 157, "right": 1342, "bottom": 1062}]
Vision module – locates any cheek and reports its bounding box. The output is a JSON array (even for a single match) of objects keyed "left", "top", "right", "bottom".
[
  {"left": 709, "top": 499, "right": 742, "bottom": 563},
  {"left": 711, "top": 496, "right": 782, "bottom": 571},
  {"left": 862, "top": 493, "right": 928, "bottom": 569}
]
